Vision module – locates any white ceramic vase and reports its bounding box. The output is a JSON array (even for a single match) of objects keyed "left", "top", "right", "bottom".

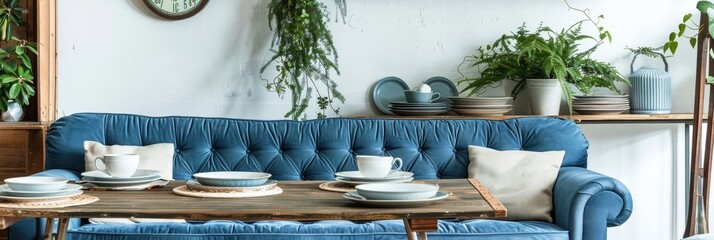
[
  {"left": 527, "top": 79, "right": 562, "bottom": 116},
  {"left": 1, "top": 101, "right": 24, "bottom": 122}
]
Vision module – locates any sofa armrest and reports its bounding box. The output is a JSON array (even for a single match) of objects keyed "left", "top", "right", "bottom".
[
  {"left": 8, "top": 169, "right": 82, "bottom": 240},
  {"left": 553, "top": 167, "right": 633, "bottom": 240}
]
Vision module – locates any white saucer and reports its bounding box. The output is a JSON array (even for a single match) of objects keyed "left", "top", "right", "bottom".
[
  {"left": 0, "top": 184, "right": 82, "bottom": 197},
  {"left": 334, "top": 171, "right": 414, "bottom": 181},
  {"left": 335, "top": 176, "right": 413, "bottom": 186},
  {"left": 81, "top": 169, "right": 161, "bottom": 182},
  {"left": 81, "top": 176, "right": 161, "bottom": 187},
  {"left": 185, "top": 179, "right": 278, "bottom": 192},
  {"left": 343, "top": 191, "right": 449, "bottom": 207},
  {"left": 0, "top": 189, "right": 83, "bottom": 201}
]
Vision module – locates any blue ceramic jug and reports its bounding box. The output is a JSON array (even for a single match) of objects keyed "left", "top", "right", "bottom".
[{"left": 629, "top": 53, "right": 671, "bottom": 114}]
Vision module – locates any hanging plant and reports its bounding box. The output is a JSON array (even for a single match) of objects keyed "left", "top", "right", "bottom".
[{"left": 261, "top": 0, "right": 347, "bottom": 120}]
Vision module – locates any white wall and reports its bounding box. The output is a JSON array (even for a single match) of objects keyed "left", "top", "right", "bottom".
[{"left": 57, "top": 0, "right": 700, "bottom": 239}]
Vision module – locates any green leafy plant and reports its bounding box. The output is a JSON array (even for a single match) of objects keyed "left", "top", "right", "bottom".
[
  {"left": 260, "top": 0, "right": 346, "bottom": 120},
  {"left": 0, "top": 0, "right": 37, "bottom": 112},
  {"left": 458, "top": 22, "right": 627, "bottom": 114},
  {"left": 457, "top": 1, "right": 627, "bottom": 114}
]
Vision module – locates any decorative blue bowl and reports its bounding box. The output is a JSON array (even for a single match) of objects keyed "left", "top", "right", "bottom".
[{"left": 192, "top": 171, "right": 272, "bottom": 187}]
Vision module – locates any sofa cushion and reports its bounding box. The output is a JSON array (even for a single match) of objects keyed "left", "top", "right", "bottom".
[
  {"left": 467, "top": 146, "right": 564, "bottom": 222},
  {"left": 67, "top": 219, "right": 568, "bottom": 240},
  {"left": 83, "top": 141, "right": 175, "bottom": 179}
]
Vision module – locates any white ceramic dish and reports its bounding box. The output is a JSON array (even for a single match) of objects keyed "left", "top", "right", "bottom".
[
  {"left": 0, "top": 183, "right": 82, "bottom": 197},
  {"left": 335, "top": 176, "right": 413, "bottom": 186},
  {"left": 355, "top": 182, "right": 439, "bottom": 200},
  {"left": 335, "top": 171, "right": 414, "bottom": 181},
  {"left": 452, "top": 108, "right": 512, "bottom": 116},
  {"left": 573, "top": 95, "right": 628, "bottom": 98},
  {"left": 81, "top": 176, "right": 161, "bottom": 187},
  {"left": 343, "top": 191, "right": 449, "bottom": 207},
  {"left": 451, "top": 104, "right": 513, "bottom": 109},
  {"left": 186, "top": 179, "right": 277, "bottom": 192},
  {"left": 81, "top": 169, "right": 161, "bottom": 181},
  {"left": 193, "top": 171, "right": 272, "bottom": 187},
  {"left": 0, "top": 189, "right": 82, "bottom": 201},
  {"left": 4, "top": 176, "right": 68, "bottom": 192}
]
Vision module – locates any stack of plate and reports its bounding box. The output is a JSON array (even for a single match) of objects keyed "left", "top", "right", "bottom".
[
  {"left": 572, "top": 95, "right": 629, "bottom": 115},
  {"left": 388, "top": 102, "right": 449, "bottom": 116},
  {"left": 343, "top": 182, "right": 449, "bottom": 207},
  {"left": 448, "top": 97, "right": 513, "bottom": 116},
  {"left": 334, "top": 171, "right": 414, "bottom": 186},
  {"left": 0, "top": 176, "right": 82, "bottom": 201},
  {"left": 81, "top": 169, "right": 161, "bottom": 187}
]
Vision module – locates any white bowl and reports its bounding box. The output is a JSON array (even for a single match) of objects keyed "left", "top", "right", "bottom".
[
  {"left": 192, "top": 171, "right": 272, "bottom": 187},
  {"left": 355, "top": 183, "right": 439, "bottom": 200},
  {"left": 4, "top": 176, "right": 68, "bottom": 192}
]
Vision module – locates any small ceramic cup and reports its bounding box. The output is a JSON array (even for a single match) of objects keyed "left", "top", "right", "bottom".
[
  {"left": 356, "top": 155, "right": 403, "bottom": 178},
  {"left": 404, "top": 90, "right": 440, "bottom": 103},
  {"left": 95, "top": 154, "right": 139, "bottom": 178}
]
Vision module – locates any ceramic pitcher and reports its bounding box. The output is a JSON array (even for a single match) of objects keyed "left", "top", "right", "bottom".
[{"left": 628, "top": 53, "right": 671, "bottom": 114}]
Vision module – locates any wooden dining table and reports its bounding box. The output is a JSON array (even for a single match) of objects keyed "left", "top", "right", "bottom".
[{"left": 0, "top": 178, "right": 506, "bottom": 240}]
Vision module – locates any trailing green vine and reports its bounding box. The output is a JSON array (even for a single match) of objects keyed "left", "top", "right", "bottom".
[{"left": 260, "top": 0, "right": 347, "bottom": 120}]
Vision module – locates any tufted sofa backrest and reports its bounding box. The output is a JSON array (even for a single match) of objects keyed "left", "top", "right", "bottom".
[{"left": 46, "top": 113, "right": 589, "bottom": 180}]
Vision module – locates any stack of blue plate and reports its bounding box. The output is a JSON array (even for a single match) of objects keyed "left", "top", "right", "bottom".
[{"left": 388, "top": 101, "right": 449, "bottom": 116}]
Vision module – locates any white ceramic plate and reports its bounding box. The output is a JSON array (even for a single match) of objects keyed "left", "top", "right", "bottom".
[
  {"left": 0, "top": 189, "right": 82, "bottom": 200},
  {"left": 4, "top": 176, "right": 68, "bottom": 192},
  {"left": 186, "top": 179, "right": 278, "bottom": 192},
  {"left": 81, "top": 169, "right": 161, "bottom": 182},
  {"left": 335, "top": 176, "right": 413, "bottom": 186},
  {"left": 451, "top": 104, "right": 513, "bottom": 109},
  {"left": 81, "top": 176, "right": 161, "bottom": 187},
  {"left": 343, "top": 191, "right": 449, "bottom": 207},
  {"left": 356, "top": 182, "right": 439, "bottom": 200},
  {"left": 390, "top": 109, "right": 449, "bottom": 116},
  {"left": 575, "top": 109, "right": 629, "bottom": 115},
  {"left": 334, "top": 171, "right": 414, "bottom": 181},
  {"left": 453, "top": 108, "right": 512, "bottom": 116},
  {"left": 573, "top": 95, "right": 629, "bottom": 98},
  {"left": 0, "top": 183, "right": 82, "bottom": 197}
]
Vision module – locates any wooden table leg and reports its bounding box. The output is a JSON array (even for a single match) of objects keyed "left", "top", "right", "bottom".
[
  {"left": 43, "top": 218, "right": 54, "bottom": 240},
  {"left": 403, "top": 219, "right": 437, "bottom": 240},
  {"left": 403, "top": 219, "right": 418, "bottom": 240},
  {"left": 56, "top": 218, "right": 69, "bottom": 240}
]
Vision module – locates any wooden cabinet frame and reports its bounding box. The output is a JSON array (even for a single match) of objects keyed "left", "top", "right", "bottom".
[{"left": 37, "top": 0, "right": 57, "bottom": 123}]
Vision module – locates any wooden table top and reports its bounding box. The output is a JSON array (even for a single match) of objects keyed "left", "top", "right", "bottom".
[{"left": 0, "top": 179, "right": 506, "bottom": 221}]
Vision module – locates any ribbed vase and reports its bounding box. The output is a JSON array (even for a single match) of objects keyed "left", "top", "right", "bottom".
[{"left": 629, "top": 53, "right": 671, "bottom": 114}]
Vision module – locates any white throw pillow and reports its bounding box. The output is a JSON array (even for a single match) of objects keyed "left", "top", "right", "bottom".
[
  {"left": 467, "top": 145, "right": 564, "bottom": 222},
  {"left": 83, "top": 141, "right": 175, "bottom": 179},
  {"left": 84, "top": 141, "right": 179, "bottom": 224}
]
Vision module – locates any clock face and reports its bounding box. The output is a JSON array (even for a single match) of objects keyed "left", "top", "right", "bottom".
[{"left": 143, "top": 0, "right": 209, "bottom": 20}]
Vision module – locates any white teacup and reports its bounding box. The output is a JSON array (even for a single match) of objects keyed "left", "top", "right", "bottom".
[
  {"left": 95, "top": 154, "right": 139, "bottom": 178},
  {"left": 356, "top": 155, "right": 403, "bottom": 178}
]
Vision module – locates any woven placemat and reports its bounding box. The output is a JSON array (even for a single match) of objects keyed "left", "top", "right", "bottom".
[
  {"left": 0, "top": 194, "right": 99, "bottom": 209},
  {"left": 173, "top": 185, "right": 283, "bottom": 198},
  {"left": 318, "top": 181, "right": 355, "bottom": 193}
]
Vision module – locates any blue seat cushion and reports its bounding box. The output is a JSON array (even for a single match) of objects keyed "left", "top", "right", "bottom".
[{"left": 66, "top": 219, "right": 568, "bottom": 240}]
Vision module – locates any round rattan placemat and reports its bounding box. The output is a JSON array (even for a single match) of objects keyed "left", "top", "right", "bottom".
[
  {"left": 0, "top": 194, "right": 99, "bottom": 209},
  {"left": 318, "top": 181, "right": 355, "bottom": 193},
  {"left": 173, "top": 185, "right": 283, "bottom": 198}
]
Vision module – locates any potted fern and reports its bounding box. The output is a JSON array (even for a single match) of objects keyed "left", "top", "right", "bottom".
[
  {"left": 458, "top": 22, "right": 627, "bottom": 115},
  {"left": 0, "top": 0, "right": 37, "bottom": 122}
]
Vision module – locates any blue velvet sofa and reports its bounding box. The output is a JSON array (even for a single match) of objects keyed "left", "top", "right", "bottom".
[{"left": 10, "top": 113, "right": 632, "bottom": 240}]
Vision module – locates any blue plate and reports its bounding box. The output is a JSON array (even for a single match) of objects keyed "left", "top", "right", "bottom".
[
  {"left": 424, "top": 76, "right": 458, "bottom": 103},
  {"left": 372, "top": 77, "right": 410, "bottom": 115}
]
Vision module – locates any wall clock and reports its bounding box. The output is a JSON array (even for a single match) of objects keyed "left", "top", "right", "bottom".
[{"left": 143, "top": 0, "right": 209, "bottom": 20}]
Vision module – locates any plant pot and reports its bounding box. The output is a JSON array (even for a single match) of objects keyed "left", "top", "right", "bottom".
[
  {"left": 527, "top": 79, "right": 562, "bottom": 116},
  {"left": 2, "top": 102, "right": 24, "bottom": 122}
]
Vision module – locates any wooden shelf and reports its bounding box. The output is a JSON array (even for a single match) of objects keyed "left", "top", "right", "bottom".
[
  {"left": 363, "top": 114, "right": 698, "bottom": 124},
  {"left": 0, "top": 122, "right": 49, "bottom": 130}
]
